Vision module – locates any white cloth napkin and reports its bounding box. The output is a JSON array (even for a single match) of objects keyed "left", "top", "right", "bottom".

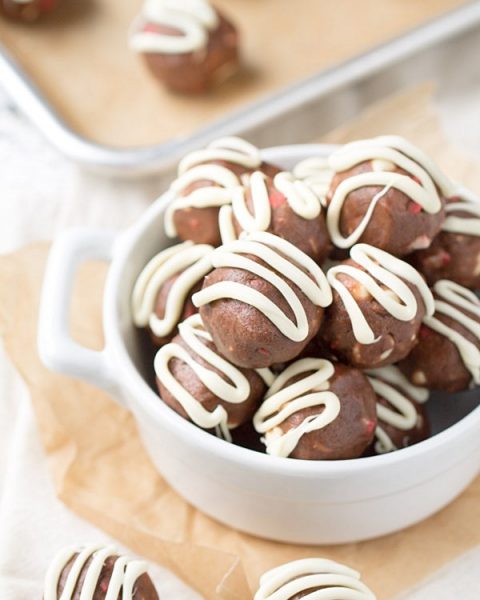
[{"left": 0, "top": 90, "right": 199, "bottom": 599}]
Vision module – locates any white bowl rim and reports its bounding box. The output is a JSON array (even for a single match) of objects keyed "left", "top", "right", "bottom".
[{"left": 103, "top": 143, "right": 480, "bottom": 479}]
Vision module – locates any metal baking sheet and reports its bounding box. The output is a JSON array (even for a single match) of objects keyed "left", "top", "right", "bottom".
[{"left": 1, "top": 0, "right": 480, "bottom": 176}]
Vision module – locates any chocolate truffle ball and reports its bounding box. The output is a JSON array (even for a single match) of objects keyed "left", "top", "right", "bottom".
[
  {"left": 365, "top": 366, "right": 430, "bottom": 455},
  {"left": 155, "top": 314, "right": 269, "bottom": 439},
  {"left": 399, "top": 279, "right": 480, "bottom": 392},
  {"left": 410, "top": 189, "right": 480, "bottom": 289},
  {"left": 320, "top": 243, "right": 434, "bottom": 369},
  {"left": 193, "top": 231, "right": 332, "bottom": 368},
  {"left": 326, "top": 135, "right": 451, "bottom": 256},
  {"left": 132, "top": 241, "right": 212, "bottom": 346},
  {"left": 43, "top": 544, "right": 159, "bottom": 600},
  {"left": 225, "top": 170, "right": 332, "bottom": 264},
  {"left": 1, "top": 0, "right": 58, "bottom": 21},
  {"left": 254, "top": 558, "right": 376, "bottom": 600},
  {"left": 253, "top": 358, "right": 377, "bottom": 460},
  {"left": 129, "top": 1, "right": 239, "bottom": 94},
  {"left": 164, "top": 137, "right": 280, "bottom": 246}
]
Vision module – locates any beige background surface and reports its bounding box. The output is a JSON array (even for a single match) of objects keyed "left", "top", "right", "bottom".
[
  {"left": 0, "top": 0, "right": 468, "bottom": 146},
  {"left": 1, "top": 87, "right": 479, "bottom": 600}
]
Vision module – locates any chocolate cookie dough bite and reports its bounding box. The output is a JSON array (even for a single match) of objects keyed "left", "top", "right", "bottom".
[
  {"left": 164, "top": 137, "right": 278, "bottom": 246},
  {"left": 320, "top": 243, "right": 434, "bottom": 369},
  {"left": 399, "top": 279, "right": 480, "bottom": 392},
  {"left": 410, "top": 187, "right": 480, "bottom": 289},
  {"left": 43, "top": 544, "right": 159, "bottom": 600},
  {"left": 132, "top": 241, "right": 212, "bottom": 346},
  {"left": 253, "top": 358, "right": 377, "bottom": 460},
  {"left": 193, "top": 231, "right": 332, "bottom": 368},
  {"left": 1, "top": 0, "right": 58, "bottom": 21},
  {"left": 129, "top": 0, "right": 239, "bottom": 94},
  {"left": 365, "top": 366, "right": 430, "bottom": 455},
  {"left": 326, "top": 135, "right": 453, "bottom": 256},
  {"left": 254, "top": 558, "right": 376, "bottom": 600},
  {"left": 154, "top": 314, "right": 271, "bottom": 440},
  {"left": 219, "top": 170, "right": 332, "bottom": 263}
]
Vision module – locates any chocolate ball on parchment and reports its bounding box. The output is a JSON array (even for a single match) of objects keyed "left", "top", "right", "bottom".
[
  {"left": 43, "top": 545, "right": 159, "bottom": 600},
  {"left": 130, "top": 2, "right": 240, "bottom": 95}
]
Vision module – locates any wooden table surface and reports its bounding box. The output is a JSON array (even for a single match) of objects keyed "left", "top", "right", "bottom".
[{"left": 0, "top": 0, "right": 468, "bottom": 147}]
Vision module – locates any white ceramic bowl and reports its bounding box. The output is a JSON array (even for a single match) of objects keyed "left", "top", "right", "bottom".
[{"left": 38, "top": 144, "right": 480, "bottom": 545}]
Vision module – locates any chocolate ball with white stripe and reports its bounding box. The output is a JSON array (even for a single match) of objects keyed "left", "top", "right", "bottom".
[
  {"left": 193, "top": 233, "right": 332, "bottom": 369},
  {"left": 43, "top": 544, "right": 158, "bottom": 600},
  {"left": 410, "top": 193, "right": 480, "bottom": 289},
  {"left": 319, "top": 245, "right": 434, "bottom": 369},
  {"left": 229, "top": 171, "right": 332, "bottom": 263},
  {"left": 326, "top": 136, "right": 449, "bottom": 257},
  {"left": 254, "top": 359, "right": 377, "bottom": 460},
  {"left": 399, "top": 280, "right": 480, "bottom": 392},
  {"left": 156, "top": 329, "right": 267, "bottom": 434}
]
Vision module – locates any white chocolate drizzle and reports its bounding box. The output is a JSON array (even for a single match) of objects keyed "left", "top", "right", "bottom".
[
  {"left": 443, "top": 186, "right": 480, "bottom": 237},
  {"left": 129, "top": 0, "right": 219, "bottom": 55},
  {"left": 192, "top": 231, "right": 332, "bottom": 342},
  {"left": 253, "top": 358, "right": 340, "bottom": 458},
  {"left": 164, "top": 137, "right": 262, "bottom": 238},
  {"left": 423, "top": 279, "right": 480, "bottom": 384},
  {"left": 326, "top": 135, "right": 454, "bottom": 248},
  {"left": 132, "top": 241, "right": 213, "bottom": 338},
  {"left": 178, "top": 137, "right": 261, "bottom": 175},
  {"left": 327, "top": 244, "right": 434, "bottom": 344},
  {"left": 154, "top": 314, "right": 274, "bottom": 440},
  {"left": 293, "top": 156, "right": 334, "bottom": 205},
  {"left": 44, "top": 544, "right": 148, "bottom": 600},
  {"left": 254, "top": 558, "right": 376, "bottom": 600},
  {"left": 366, "top": 366, "right": 429, "bottom": 454},
  {"left": 232, "top": 171, "right": 322, "bottom": 232}
]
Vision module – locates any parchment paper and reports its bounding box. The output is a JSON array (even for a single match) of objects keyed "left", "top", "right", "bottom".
[{"left": 1, "top": 87, "right": 480, "bottom": 600}]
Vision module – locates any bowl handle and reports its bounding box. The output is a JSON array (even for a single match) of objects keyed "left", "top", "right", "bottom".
[{"left": 38, "top": 227, "right": 119, "bottom": 395}]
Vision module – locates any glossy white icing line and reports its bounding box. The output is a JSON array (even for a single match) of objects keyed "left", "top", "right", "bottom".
[
  {"left": 424, "top": 280, "right": 480, "bottom": 384},
  {"left": 154, "top": 314, "right": 272, "bottom": 440},
  {"left": 293, "top": 156, "right": 334, "bottom": 205},
  {"left": 254, "top": 558, "right": 376, "bottom": 600},
  {"left": 132, "top": 241, "right": 213, "bottom": 338},
  {"left": 366, "top": 365, "right": 429, "bottom": 404},
  {"left": 253, "top": 358, "right": 340, "bottom": 458},
  {"left": 178, "top": 137, "right": 261, "bottom": 174},
  {"left": 366, "top": 366, "right": 428, "bottom": 455},
  {"left": 164, "top": 163, "right": 242, "bottom": 238},
  {"left": 44, "top": 544, "right": 147, "bottom": 600},
  {"left": 229, "top": 170, "right": 322, "bottom": 237},
  {"left": 327, "top": 244, "right": 434, "bottom": 345},
  {"left": 326, "top": 135, "right": 452, "bottom": 248},
  {"left": 130, "top": 0, "right": 218, "bottom": 55},
  {"left": 443, "top": 186, "right": 480, "bottom": 236},
  {"left": 192, "top": 231, "right": 332, "bottom": 342}
]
